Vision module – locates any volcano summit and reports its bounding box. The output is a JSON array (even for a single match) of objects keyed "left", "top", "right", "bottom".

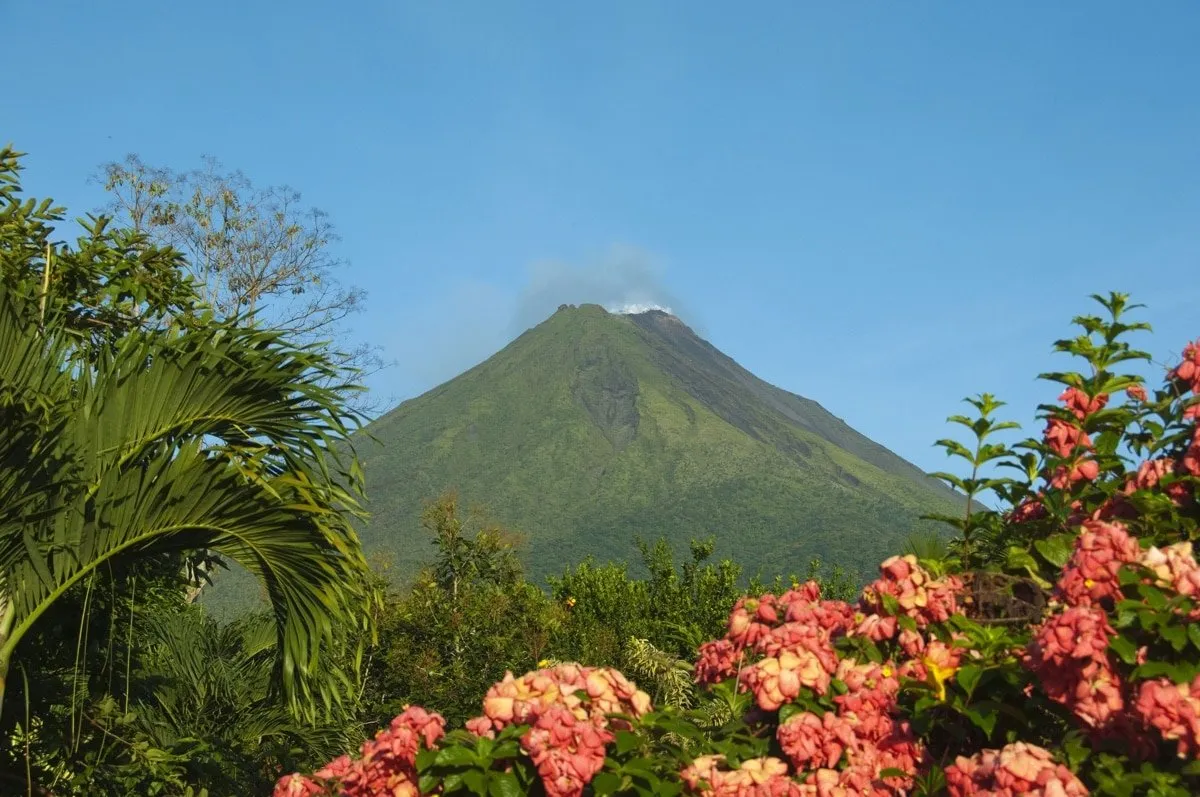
[{"left": 352, "top": 304, "right": 960, "bottom": 583}]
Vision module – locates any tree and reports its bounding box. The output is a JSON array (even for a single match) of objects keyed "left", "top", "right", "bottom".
[
  {"left": 421, "top": 491, "right": 525, "bottom": 601},
  {"left": 95, "top": 153, "right": 388, "bottom": 413},
  {"left": 0, "top": 146, "right": 375, "bottom": 725}
]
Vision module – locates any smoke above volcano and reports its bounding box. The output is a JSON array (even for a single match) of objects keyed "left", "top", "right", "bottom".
[{"left": 511, "top": 247, "right": 691, "bottom": 333}]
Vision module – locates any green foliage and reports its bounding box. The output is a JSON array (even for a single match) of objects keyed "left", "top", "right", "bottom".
[
  {"left": 292, "top": 302, "right": 963, "bottom": 603},
  {"left": 0, "top": 145, "right": 375, "bottom": 794}
]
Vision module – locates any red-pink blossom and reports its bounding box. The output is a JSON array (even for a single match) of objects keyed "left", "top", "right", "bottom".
[
  {"left": 858, "top": 555, "right": 964, "bottom": 628},
  {"left": 1170, "top": 340, "right": 1200, "bottom": 393},
  {"left": 1045, "top": 417, "right": 1093, "bottom": 458},
  {"left": 521, "top": 705, "right": 612, "bottom": 797},
  {"left": 1009, "top": 495, "right": 1048, "bottom": 524},
  {"left": 741, "top": 648, "right": 831, "bottom": 710},
  {"left": 1056, "top": 519, "right": 1141, "bottom": 608},
  {"left": 273, "top": 774, "right": 323, "bottom": 797},
  {"left": 1025, "top": 606, "right": 1126, "bottom": 729},
  {"left": 1134, "top": 677, "right": 1200, "bottom": 759},
  {"left": 1060, "top": 387, "right": 1109, "bottom": 420},
  {"left": 945, "top": 742, "right": 1087, "bottom": 796},
  {"left": 695, "top": 639, "right": 742, "bottom": 685},
  {"left": 1139, "top": 542, "right": 1200, "bottom": 600},
  {"left": 777, "top": 711, "right": 856, "bottom": 770},
  {"left": 728, "top": 595, "right": 780, "bottom": 649},
  {"left": 1126, "top": 384, "right": 1148, "bottom": 402},
  {"left": 681, "top": 755, "right": 802, "bottom": 797}
]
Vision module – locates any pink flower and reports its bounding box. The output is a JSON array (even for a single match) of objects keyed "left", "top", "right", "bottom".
[
  {"left": 945, "top": 742, "right": 1087, "bottom": 796},
  {"left": 521, "top": 705, "right": 612, "bottom": 797},
  {"left": 850, "top": 612, "right": 897, "bottom": 642},
  {"left": 1027, "top": 606, "right": 1115, "bottom": 666},
  {"left": 464, "top": 716, "right": 495, "bottom": 739},
  {"left": 480, "top": 663, "right": 652, "bottom": 733},
  {"left": 273, "top": 774, "right": 324, "bottom": 797},
  {"left": 1139, "top": 542, "right": 1200, "bottom": 600},
  {"left": 1170, "top": 340, "right": 1200, "bottom": 393},
  {"left": 1024, "top": 606, "right": 1126, "bottom": 729},
  {"left": 1134, "top": 677, "right": 1200, "bottom": 759},
  {"left": 1049, "top": 458, "right": 1100, "bottom": 489},
  {"left": 1045, "top": 417, "right": 1093, "bottom": 458},
  {"left": 1056, "top": 519, "right": 1141, "bottom": 608},
  {"left": 1009, "top": 495, "right": 1048, "bottom": 524},
  {"left": 1126, "top": 384, "right": 1148, "bottom": 402},
  {"left": 1060, "top": 387, "right": 1109, "bottom": 420},
  {"left": 741, "top": 649, "right": 831, "bottom": 710},
  {"left": 857, "top": 555, "right": 964, "bottom": 628},
  {"left": 695, "top": 639, "right": 742, "bottom": 685},
  {"left": 728, "top": 595, "right": 780, "bottom": 649},
  {"left": 777, "top": 711, "right": 856, "bottom": 770},
  {"left": 1125, "top": 458, "right": 1191, "bottom": 504},
  {"left": 681, "top": 755, "right": 802, "bottom": 797}
]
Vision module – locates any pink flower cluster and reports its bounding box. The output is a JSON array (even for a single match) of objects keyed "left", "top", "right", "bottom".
[
  {"left": 680, "top": 755, "right": 802, "bottom": 797},
  {"left": 1170, "top": 341, "right": 1200, "bottom": 394},
  {"left": 856, "top": 555, "right": 964, "bottom": 631},
  {"left": 1023, "top": 605, "right": 1123, "bottom": 729},
  {"left": 1134, "top": 677, "right": 1200, "bottom": 759},
  {"left": 466, "top": 663, "right": 652, "bottom": 797},
  {"left": 471, "top": 662, "right": 651, "bottom": 734},
  {"left": 1043, "top": 388, "right": 1110, "bottom": 489},
  {"left": 692, "top": 574, "right": 944, "bottom": 793},
  {"left": 1055, "top": 519, "right": 1140, "bottom": 608},
  {"left": 521, "top": 705, "right": 612, "bottom": 797},
  {"left": 1140, "top": 541, "right": 1200, "bottom": 602},
  {"left": 945, "top": 742, "right": 1088, "bottom": 797},
  {"left": 274, "top": 706, "right": 445, "bottom": 797}
]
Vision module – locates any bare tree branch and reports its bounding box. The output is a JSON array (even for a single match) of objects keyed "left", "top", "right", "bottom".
[{"left": 94, "top": 154, "right": 391, "bottom": 415}]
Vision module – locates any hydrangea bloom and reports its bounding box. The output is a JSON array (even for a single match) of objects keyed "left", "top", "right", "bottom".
[
  {"left": 1170, "top": 340, "right": 1200, "bottom": 393},
  {"left": 521, "top": 705, "right": 612, "bottom": 797},
  {"left": 1134, "top": 677, "right": 1200, "bottom": 759},
  {"left": 1056, "top": 520, "right": 1141, "bottom": 608},
  {"left": 1060, "top": 387, "right": 1109, "bottom": 420},
  {"left": 479, "top": 663, "right": 651, "bottom": 734},
  {"left": 680, "top": 755, "right": 802, "bottom": 797},
  {"left": 273, "top": 706, "right": 446, "bottom": 797},
  {"left": 857, "top": 555, "right": 964, "bottom": 629},
  {"left": 1024, "top": 606, "right": 1125, "bottom": 729},
  {"left": 945, "top": 742, "right": 1087, "bottom": 796}
]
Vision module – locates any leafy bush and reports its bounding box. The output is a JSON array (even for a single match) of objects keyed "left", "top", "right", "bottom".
[{"left": 277, "top": 293, "right": 1200, "bottom": 796}]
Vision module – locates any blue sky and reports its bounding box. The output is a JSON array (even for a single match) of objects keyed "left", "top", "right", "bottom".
[{"left": 7, "top": 1, "right": 1199, "bottom": 478}]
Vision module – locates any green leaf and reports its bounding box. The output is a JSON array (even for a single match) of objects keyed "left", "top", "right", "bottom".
[
  {"left": 1034, "top": 534, "right": 1075, "bottom": 568},
  {"left": 963, "top": 706, "right": 998, "bottom": 736},
  {"left": 1108, "top": 635, "right": 1139, "bottom": 665},
  {"left": 462, "top": 768, "right": 486, "bottom": 796},
  {"left": 956, "top": 664, "right": 984, "bottom": 699},
  {"left": 1162, "top": 624, "right": 1188, "bottom": 652},
  {"left": 615, "top": 730, "right": 641, "bottom": 755},
  {"left": 591, "top": 772, "right": 622, "bottom": 795},
  {"left": 488, "top": 772, "right": 523, "bottom": 797},
  {"left": 1137, "top": 583, "right": 1169, "bottom": 610},
  {"left": 1188, "top": 624, "right": 1200, "bottom": 653},
  {"left": 435, "top": 746, "right": 479, "bottom": 767}
]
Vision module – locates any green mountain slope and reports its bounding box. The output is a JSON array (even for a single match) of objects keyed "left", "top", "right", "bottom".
[{"left": 354, "top": 304, "right": 962, "bottom": 584}]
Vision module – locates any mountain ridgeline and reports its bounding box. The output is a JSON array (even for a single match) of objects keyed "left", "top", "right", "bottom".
[{"left": 356, "top": 304, "right": 962, "bottom": 584}]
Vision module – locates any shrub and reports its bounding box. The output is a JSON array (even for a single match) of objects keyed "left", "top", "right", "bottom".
[{"left": 278, "top": 293, "right": 1200, "bottom": 796}]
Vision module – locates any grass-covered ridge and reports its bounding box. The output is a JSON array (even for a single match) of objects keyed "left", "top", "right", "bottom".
[{"left": 352, "top": 303, "right": 961, "bottom": 585}]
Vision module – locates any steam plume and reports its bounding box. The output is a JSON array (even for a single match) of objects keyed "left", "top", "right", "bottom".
[{"left": 511, "top": 247, "right": 691, "bottom": 333}]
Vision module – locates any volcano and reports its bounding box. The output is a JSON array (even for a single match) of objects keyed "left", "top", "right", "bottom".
[{"left": 352, "top": 304, "right": 961, "bottom": 584}]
